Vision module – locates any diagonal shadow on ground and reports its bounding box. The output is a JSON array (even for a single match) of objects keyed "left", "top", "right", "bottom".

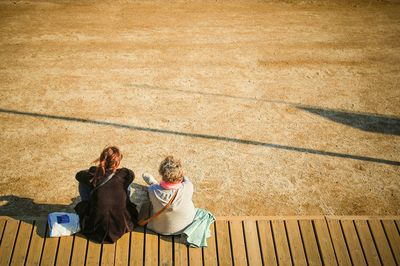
[
  {"left": 298, "top": 106, "right": 400, "bottom": 136},
  {"left": 131, "top": 84, "right": 400, "bottom": 135},
  {"left": 129, "top": 83, "right": 301, "bottom": 105},
  {"left": 0, "top": 108, "right": 399, "bottom": 166}
]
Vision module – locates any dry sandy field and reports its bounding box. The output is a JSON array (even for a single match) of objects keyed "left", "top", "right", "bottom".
[{"left": 0, "top": 0, "right": 399, "bottom": 217}]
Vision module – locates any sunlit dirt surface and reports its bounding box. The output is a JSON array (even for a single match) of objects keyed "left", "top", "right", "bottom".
[{"left": 0, "top": 0, "right": 399, "bottom": 217}]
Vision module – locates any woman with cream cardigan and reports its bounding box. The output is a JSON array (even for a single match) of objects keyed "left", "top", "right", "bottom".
[{"left": 141, "top": 156, "right": 214, "bottom": 247}]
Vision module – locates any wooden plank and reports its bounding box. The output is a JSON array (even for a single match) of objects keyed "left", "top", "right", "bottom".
[
  {"left": 0, "top": 219, "right": 6, "bottom": 242},
  {"left": 354, "top": 220, "right": 380, "bottom": 265},
  {"left": 382, "top": 220, "right": 400, "bottom": 264},
  {"left": 130, "top": 227, "right": 145, "bottom": 266},
  {"left": 101, "top": 242, "right": 115, "bottom": 265},
  {"left": 326, "top": 219, "right": 351, "bottom": 265},
  {"left": 10, "top": 221, "right": 33, "bottom": 265},
  {"left": 243, "top": 220, "right": 262, "bottom": 266},
  {"left": 217, "top": 216, "right": 325, "bottom": 221},
  {"left": 56, "top": 236, "right": 73, "bottom": 265},
  {"left": 86, "top": 240, "right": 101, "bottom": 265},
  {"left": 25, "top": 221, "right": 47, "bottom": 266},
  {"left": 285, "top": 220, "right": 307, "bottom": 265},
  {"left": 4, "top": 216, "right": 399, "bottom": 266},
  {"left": 0, "top": 219, "right": 20, "bottom": 265},
  {"left": 326, "top": 216, "right": 400, "bottom": 220},
  {"left": 340, "top": 220, "right": 366, "bottom": 265},
  {"left": 70, "top": 234, "right": 88, "bottom": 266},
  {"left": 188, "top": 246, "right": 203, "bottom": 266},
  {"left": 229, "top": 220, "right": 246, "bottom": 266},
  {"left": 159, "top": 235, "right": 173, "bottom": 266},
  {"left": 145, "top": 229, "right": 158, "bottom": 266},
  {"left": 313, "top": 219, "right": 337, "bottom": 266},
  {"left": 202, "top": 222, "right": 218, "bottom": 266},
  {"left": 368, "top": 219, "right": 396, "bottom": 266},
  {"left": 1, "top": 215, "right": 399, "bottom": 221},
  {"left": 215, "top": 220, "right": 232, "bottom": 265},
  {"left": 115, "top": 232, "right": 130, "bottom": 265},
  {"left": 174, "top": 234, "right": 188, "bottom": 266},
  {"left": 271, "top": 220, "right": 292, "bottom": 265},
  {"left": 40, "top": 222, "right": 60, "bottom": 266},
  {"left": 298, "top": 220, "right": 322, "bottom": 265},
  {"left": 257, "top": 220, "right": 277, "bottom": 266}
]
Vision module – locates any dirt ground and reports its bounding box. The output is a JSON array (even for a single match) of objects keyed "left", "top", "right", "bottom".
[{"left": 0, "top": 0, "right": 399, "bottom": 217}]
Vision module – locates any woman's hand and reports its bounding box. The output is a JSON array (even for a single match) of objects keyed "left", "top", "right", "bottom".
[{"left": 142, "top": 173, "right": 158, "bottom": 185}]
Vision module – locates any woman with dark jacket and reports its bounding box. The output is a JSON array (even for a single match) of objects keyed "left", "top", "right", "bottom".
[{"left": 74, "top": 146, "right": 138, "bottom": 243}]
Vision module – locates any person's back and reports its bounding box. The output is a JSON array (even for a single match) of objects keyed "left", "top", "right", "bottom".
[
  {"left": 141, "top": 155, "right": 215, "bottom": 247},
  {"left": 143, "top": 156, "right": 196, "bottom": 235},
  {"left": 75, "top": 146, "right": 138, "bottom": 243},
  {"left": 147, "top": 176, "right": 196, "bottom": 235}
]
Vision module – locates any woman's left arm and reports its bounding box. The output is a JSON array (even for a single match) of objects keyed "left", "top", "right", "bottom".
[{"left": 76, "top": 166, "right": 97, "bottom": 186}]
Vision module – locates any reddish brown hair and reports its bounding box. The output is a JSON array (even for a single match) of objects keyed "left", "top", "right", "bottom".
[{"left": 92, "top": 146, "right": 123, "bottom": 185}]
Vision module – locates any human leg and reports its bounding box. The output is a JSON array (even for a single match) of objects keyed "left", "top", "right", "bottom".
[{"left": 78, "top": 182, "right": 91, "bottom": 201}]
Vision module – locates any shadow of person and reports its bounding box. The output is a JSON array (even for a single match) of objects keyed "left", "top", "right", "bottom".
[
  {"left": 0, "top": 190, "right": 154, "bottom": 242},
  {"left": 0, "top": 193, "right": 151, "bottom": 241},
  {"left": 0, "top": 195, "right": 79, "bottom": 217},
  {"left": 0, "top": 195, "right": 80, "bottom": 238}
]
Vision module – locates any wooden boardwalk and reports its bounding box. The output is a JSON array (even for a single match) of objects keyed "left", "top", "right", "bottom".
[{"left": 0, "top": 216, "right": 399, "bottom": 265}]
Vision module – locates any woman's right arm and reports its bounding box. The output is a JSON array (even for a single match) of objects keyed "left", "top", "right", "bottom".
[
  {"left": 183, "top": 176, "right": 192, "bottom": 184},
  {"left": 125, "top": 168, "right": 135, "bottom": 186},
  {"left": 182, "top": 176, "right": 194, "bottom": 193}
]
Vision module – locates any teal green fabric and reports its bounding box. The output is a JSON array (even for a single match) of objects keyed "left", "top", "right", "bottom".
[{"left": 182, "top": 208, "right": 215, "bottom": 248}]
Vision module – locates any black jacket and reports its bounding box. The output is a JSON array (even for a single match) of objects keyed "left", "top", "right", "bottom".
[{"left": 74, "top": 166, "right": 138, "bottom": 243}]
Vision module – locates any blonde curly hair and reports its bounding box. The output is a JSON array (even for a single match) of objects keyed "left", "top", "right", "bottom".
[{"left": 158, "top": 156, "right": 184, "bottom": 183}]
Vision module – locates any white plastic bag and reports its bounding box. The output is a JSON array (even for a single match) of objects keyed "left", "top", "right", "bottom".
[{"left": 47, "top": 212, "right": 80, "bottom": 237}]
